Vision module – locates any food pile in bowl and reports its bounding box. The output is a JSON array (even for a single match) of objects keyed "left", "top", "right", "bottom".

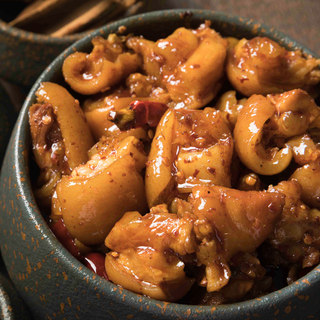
[{"left": 28, "top": 20, "right": 320, "bottom": 305}]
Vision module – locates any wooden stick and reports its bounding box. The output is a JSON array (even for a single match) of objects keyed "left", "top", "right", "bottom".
[
  {"left": 9, "top": 0, "right": 72, "bottom": 27},
  {"left": 50, "top": 0, "right": 114, "bottom": 37},
  {"left": 8, "top": 0, "right": 143, "bottom": 36}
]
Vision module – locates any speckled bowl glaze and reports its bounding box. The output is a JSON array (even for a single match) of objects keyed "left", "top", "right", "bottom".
[
  {"left": 0, "top": 85, "right": 29, "bottom": 320},
  {"left": 1, "top": 9, "right": 320, "bottom": 320},
  {"left": 0, "top": 20, "right": 87, "bottom": 87},
  {"left": 0, "top": 256, "right": 32, "bottom": 320}
]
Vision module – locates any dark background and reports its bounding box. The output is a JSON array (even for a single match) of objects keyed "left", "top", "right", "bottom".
[{"left": 143, "top": 0, "right": 320, "bottom": 55}]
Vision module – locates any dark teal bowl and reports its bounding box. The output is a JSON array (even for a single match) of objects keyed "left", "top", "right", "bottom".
[
  {"left": 1, "top": 9, "right": 320, "bottom": 320},
  {"left": 0, "top": 83, "right": 30, "bottom": 320},
  {"left": 0, "top": 256, "right": 32, "bottom": 320},
  {"left": 0, "top": 19, "right": 86, "bottom": 87}
]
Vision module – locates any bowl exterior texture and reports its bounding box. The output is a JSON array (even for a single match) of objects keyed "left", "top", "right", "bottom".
[
  {"left": 0, "top": 258, "right": 32, "bottom": 320},
  {"left": 0, "top": 9, "right": 320, "bottom": 320}
]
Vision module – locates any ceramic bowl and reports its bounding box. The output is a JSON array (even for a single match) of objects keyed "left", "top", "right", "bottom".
[
  {"left": 1, "top": 9, "right": 320, "bottom": 320},
  {"left": 0, "top": 83, "right": 30, "bottom": 320},
  {"left": 0, "top": 256, "right": 32, "bottom": 320},
  {"left": 0, "top": 19, "right": 86, "bottom": 87}
]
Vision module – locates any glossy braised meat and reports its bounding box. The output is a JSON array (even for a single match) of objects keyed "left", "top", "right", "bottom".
[
  {"left": 28, "top": 23, "right": 320, "bottom": 305},
  {"left": 105, "top": 186, "right": 284, "bottom": 300},
  {"left": 226, "top": 37, "right": 320, "bottom": 96},
  {"left": 268, "top": 180, "right": 320, "bottom": 268},
  {"left": 127, "top": 22, "right": 227, "bottom": 109},
  {"left": 146, "top": 107, "right": 233, "bottom": 207}
]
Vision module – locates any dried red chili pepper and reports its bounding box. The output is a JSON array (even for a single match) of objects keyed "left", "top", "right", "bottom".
[
  {"left": 84, "top": 252, "right": 109, "bottom": 280},
  {"left": 50, "top": 218, "right": 81, "bottom": 260},
  {"left": 130, "top": 101, "right": 168, "bottom": 128}
]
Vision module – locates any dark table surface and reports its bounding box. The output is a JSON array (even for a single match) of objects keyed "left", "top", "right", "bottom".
[{"left": 143, "top": 0, "right": 320, "bottom": 55}]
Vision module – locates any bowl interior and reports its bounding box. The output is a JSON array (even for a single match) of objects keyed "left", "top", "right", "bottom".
[{"left": 5, "top": 9, "right": 320, "bottom": 319}]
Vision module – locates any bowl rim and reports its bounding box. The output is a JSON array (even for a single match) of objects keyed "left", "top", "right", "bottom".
[{"left": 11, "top": 8, "right": 320, "bottom": 317}]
